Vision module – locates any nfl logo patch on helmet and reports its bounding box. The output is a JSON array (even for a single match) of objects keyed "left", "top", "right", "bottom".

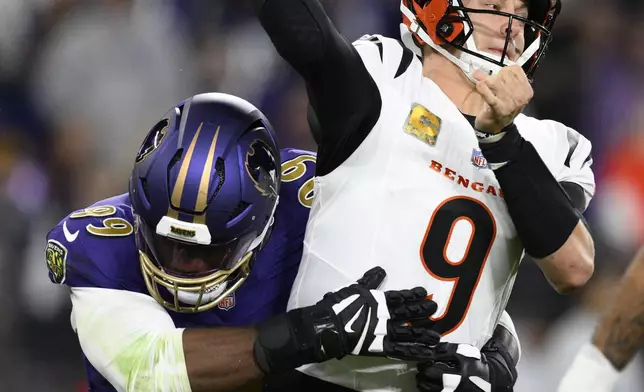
[{"left": 218, "top": 293, "right": 236, "bottom": 311}]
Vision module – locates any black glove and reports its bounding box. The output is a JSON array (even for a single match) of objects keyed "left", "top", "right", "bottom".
[
  {"left": 416, "top": 339, "right": 517, "bottom": 392},
  {"left": 253, "top": 267, "right": 441, "bottom": 374}
]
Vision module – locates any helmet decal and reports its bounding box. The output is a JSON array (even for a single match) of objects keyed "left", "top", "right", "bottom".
[
  {"left": 245, "top": 139, "right": 279, "bottom": 198},
  {"left": 135, "top": 118, "right": 169, "bottom": 164}
]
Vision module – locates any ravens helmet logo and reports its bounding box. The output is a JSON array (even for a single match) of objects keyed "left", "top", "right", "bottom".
[
  {"left": 245, "top": 140, "right": 278, "bottom": 198},
  {"left": 135, "top": 118, "right": 169, "bottom": 164}
]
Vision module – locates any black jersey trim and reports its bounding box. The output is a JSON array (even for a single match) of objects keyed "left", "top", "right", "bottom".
[
  {"left": 395, "top": 43, "right": 415, "bottom": 79},
  {"left": 564, "top": 129, "right": 581, "bottom": 168},
  {"left": 368, "top": 36, "right": 384, "bottom": 62}
]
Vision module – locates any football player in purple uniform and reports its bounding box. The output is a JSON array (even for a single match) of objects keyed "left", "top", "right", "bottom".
[{"left": 45, "top": 93, "right": 442, "bottom": 391}]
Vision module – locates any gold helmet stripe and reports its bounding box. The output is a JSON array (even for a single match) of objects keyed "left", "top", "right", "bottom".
[
  {"left": 193, "top": 126, "right": 220, "bottom": 224},
  {"left": 168, "top": 122, "right": 204, "bottom": 219}
]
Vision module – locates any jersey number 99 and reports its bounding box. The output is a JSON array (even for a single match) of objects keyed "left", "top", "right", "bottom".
[{"left": 70, "top": 206, "right": 134, "bottom": 237}]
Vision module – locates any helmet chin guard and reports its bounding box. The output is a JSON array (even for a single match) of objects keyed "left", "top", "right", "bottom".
[
  {"left": 400, "top": 0, "right": 561, "bottom": 82},
  {"left": 138, "top": 196, "right": 280, "bottom": 313}
]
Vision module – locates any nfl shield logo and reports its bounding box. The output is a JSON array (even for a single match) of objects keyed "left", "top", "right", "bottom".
[
  {"left": 218, "top": 294, "right": 236, "bottom": 311},
  {"left": 471, "top": 149, "right": 489, "bottom": 169}
]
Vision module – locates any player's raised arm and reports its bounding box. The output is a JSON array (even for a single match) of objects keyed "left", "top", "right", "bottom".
[
  {"left": 472, "top": 67, "right": 595, "bottom": 293},
  {"left": 250, "top": 0, "right": 381, "bottom": 175}
]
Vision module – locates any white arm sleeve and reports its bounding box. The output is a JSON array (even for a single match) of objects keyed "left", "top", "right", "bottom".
[{"left": 70, "top": 287, "right": 192, "bottom": 392}]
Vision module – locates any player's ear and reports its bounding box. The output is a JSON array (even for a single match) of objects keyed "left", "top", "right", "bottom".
[{"left": 356, "top": 267, "right": 387, "bottom": 290}]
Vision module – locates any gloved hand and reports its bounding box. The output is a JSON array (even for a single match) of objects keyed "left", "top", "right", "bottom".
[
  {"left": 254, "top": 267, "right": 441, "bottom": 374},
  {"left": 416, "top": 339, "right": 517, "bottom": 392}
]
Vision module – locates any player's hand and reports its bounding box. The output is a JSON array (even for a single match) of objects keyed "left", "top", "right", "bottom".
[
  {"left": 416, "top": 341, "right": 517, "bottom": 392},
  {"left": 416, "top": 343, "right": 492, "bottom": 392},
  {"left": 253, "top": 267, "right": 441, "bottom": 374},
  {"left": 315, "top": 267, "right": 441, "bottom": 361},
  {"left": 473, "top": 65, "right": 533, "bottom": 134}
]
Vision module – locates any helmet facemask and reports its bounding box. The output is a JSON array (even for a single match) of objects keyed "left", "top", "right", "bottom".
[
  {"left": 135, "top": 197, "right": 279, "bottom": 313},
  {"left": 401, "top": 0, "right": 560, "bottom": 82}
]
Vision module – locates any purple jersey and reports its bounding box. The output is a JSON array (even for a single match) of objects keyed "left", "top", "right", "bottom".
[{"left": 45, "top": 148, "right": 316, "bottom": 391}]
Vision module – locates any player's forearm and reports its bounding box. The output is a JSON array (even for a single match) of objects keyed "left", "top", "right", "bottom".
[
  {"left": 535, "top": 221, "right": 594, "bottom": 294},
  {"left": 182, "top": 303, "right": 351, "bottom": 391},
  {"left": 479, "top": 126, "right": 594, "bottom": 293},
  {"left": 534, "top": 182, "right": 596, "bottom": 292},
  {"left": 183, "top": 327, "right": 263, "bottom": 392},
  {"left": 592, "top": 246, "right": 644, "bottom": 370}
]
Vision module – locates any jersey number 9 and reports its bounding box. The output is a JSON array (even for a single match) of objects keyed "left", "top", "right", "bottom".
[{"left": 420, "top": 196, "right": 496, "bottom": 336}]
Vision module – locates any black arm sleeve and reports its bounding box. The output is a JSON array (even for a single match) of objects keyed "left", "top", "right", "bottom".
[
  {"left": 560, "top": 181, "right": 587, "bottom": 212},
  {"left": 251, "top": 0, "right": 382, "bottom": 175},
  {"left": 479, "top": 125, "right": 581, "bottom": 258}
]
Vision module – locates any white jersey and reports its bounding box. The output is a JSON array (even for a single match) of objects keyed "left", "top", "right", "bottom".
[{"left": 288, "top": 35, "right": 595, "bottom": 391}]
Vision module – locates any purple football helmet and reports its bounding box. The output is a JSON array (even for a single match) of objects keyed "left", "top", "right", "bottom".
[{"left": 129, "top": 93, "right": 280, "bottom": 312}]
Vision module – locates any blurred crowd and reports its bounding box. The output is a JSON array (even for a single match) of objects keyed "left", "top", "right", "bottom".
[{"left": 1, "top": 0, "right": 643, "bottom": 390}]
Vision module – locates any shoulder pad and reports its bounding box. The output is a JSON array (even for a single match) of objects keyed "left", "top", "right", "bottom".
[
  {"left": 45, "top": 194, "right": 145, "bottom": 292},
  {"left": 280, "top": 149, "right": 317, "bottom": 209}
]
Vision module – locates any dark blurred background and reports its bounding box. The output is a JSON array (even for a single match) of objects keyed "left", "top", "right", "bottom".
[{"left": 1, "top": 0, "right": 643, "bottom": 390}]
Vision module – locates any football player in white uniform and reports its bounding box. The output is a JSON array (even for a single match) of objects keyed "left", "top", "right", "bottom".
[
  {"left": 252, "top": 0, "right": 595, "bottom": 391},
  {"left": 559, "top": 246, "right": 644, "bottom": 392}
]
